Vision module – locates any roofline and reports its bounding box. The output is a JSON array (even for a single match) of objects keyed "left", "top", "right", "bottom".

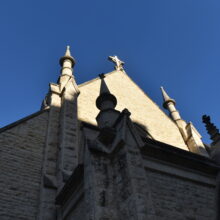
[
  {"left": 78, "top": 69, "right": 187, "bottom": 144},
  {"left": 78, "top": 70, "right": 117, "bottom": 88},
  {"left": 0, "top": 108, "right": 49, "bottom": 133},
  {"left": 78, "top": 69, "right": 178, "bottom": 126}
]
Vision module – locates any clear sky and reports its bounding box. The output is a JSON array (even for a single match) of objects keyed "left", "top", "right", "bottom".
[{"left": 0, "top": 0, "right": 219, "bottom": 144}]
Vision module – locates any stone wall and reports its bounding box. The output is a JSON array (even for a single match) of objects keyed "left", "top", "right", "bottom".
[
  {"left": 0, "top": 111, "right": 48, "bottom": 220},
  {"left": 144, "top": 161, "right": 216, "bottom": 220},
  {"left": 148, "top": 170, "right": 215, "bottom": 219}
]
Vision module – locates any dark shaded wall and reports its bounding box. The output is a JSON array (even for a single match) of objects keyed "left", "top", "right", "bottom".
[
  {"left": 144, "top": 159, "right": 216, "bottom": 219},
  {"left": 0, "top": 111, "right": 48, "bottom": 220}
]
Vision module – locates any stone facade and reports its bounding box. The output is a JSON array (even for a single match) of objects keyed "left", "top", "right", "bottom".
[
  {"left": 0, "top": 48, "right": 219, "bottom": 220},
  {"left": 0, "top": 110, "right": 49, "bottom": 219},
  {"left": 148, "top": 170, "right": 215, "bottom": 219},
  {"left": 78, "top": 70, "right": 188, "bottom": 150}
]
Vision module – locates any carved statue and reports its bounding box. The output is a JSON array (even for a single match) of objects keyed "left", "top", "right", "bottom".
[{"left": 108, "top": 55, "right": 124, "bottom": 71}]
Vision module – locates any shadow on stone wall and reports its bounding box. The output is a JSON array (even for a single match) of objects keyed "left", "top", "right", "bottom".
[{"left": 133, "top": 121, "right": 154, "bottom": 140}]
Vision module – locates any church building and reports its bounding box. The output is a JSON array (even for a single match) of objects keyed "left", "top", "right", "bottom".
[{"left": 0, "top": 46, "right": 220, "bottom": 220}]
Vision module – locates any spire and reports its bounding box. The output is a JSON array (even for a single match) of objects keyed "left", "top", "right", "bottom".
[
  {"left": 96, "top": 74, "right": 120, "bottom": 129},
  {"left": 58, "top": 46, "right": 75, "bottom": 79},
  {"left": 160, "top": 86, "right": 182, "bottom": 122},
  {"left": 65, "top": 45, "right": 71, "bottom": 56},
  {"left": 58, "top": 46, "right": 79, "bottom": 93},
  {"left": 59, "top": 45, "right": 75, "bottom": 67},
  {"left": 160, "top": 86, "right": 176, "bottom": 109},
  {"left": 96, "top": 74, "right": 117, "bottom": 111},
  {"left": 202, "top": 115, "right": 220, "bottom": 143},
  {"left": 160, "top": 87, "right": 208, "bottom": 155}
]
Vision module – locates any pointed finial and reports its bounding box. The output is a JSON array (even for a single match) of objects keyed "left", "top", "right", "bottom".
[
  {"left": 95, "top": 76, "right": 120, "bottom": 130},
  {"left": 59, "top": 45, "right": 76, "bottom": 66},
  {"left": 65, "top": 45, "right": 71, "bottom": 56},
  {"left": 161, "top": 87, "right": 171, "bottom": 101},
  {"left": 98, "top": 74, "right": 111, "bottom": 95},
  {"left": 96, "top": 76, "right": 117, "bottom": 110},
  {"left": 98, "top": 73, "right": 105, "bottom": 79},
  {"left": 160, "top": 86, "right": 176, "bottom": 109},
  {"left": 202, "top": 115, "right": 220, "bottom": 143}
]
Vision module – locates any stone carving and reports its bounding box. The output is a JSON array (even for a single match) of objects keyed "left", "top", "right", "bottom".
[
  {"left": 88, "top": 137, "right": 125, "bottom": 156},
  {"left": 202, "top": 115, "right": 220, "bottom": 143},
  {"left": 108, "top": 55, "right": 124, "bottom": 71}
]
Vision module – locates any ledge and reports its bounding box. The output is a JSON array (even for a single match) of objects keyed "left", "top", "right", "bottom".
[{"left": 142, "top": 138, "right": 220, "bottom": 175}]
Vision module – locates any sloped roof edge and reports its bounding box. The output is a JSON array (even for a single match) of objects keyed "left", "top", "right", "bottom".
[
  {"left": 0, "top": 108, "right": 49, "bottom": 133},
  {"left": 78, "top": 70, "right": 178, "bottom": 127}
]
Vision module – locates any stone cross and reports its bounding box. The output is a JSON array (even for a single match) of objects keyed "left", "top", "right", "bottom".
[{"left": 108, "top": 55, "right": 124, "bottom": 71}]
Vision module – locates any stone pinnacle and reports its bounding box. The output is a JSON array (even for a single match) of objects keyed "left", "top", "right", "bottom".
[
  {"left": 59, "top": 45, "right": 75, "bottom": 66},
  {"left": 160, "top": 86, "right": 176, "bottom": 109}
]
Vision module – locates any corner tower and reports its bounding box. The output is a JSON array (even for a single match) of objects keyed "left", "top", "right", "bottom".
[{"left": 38, "top": 46, "right": 80, "bottom": 219}]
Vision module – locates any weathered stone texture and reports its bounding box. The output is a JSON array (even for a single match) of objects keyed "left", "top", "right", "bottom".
[
  {"left": 59, "top": 96, "right": 79, "bottom": 174},
  {"left": 78, "top": 70, "right": 188, "bottom": 150},
  {"left": 147, "top": 169, "right": 216, "bottom": 220},
  {"left": 0, "top": 111, "right": 48, "bottom": 220}
]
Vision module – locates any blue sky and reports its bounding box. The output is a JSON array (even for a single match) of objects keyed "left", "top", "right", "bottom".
[{"left": 0, "top": 0, "right": 219, "bottom": 144}]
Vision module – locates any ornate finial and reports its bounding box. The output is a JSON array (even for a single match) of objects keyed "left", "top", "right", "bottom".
[
  {"left": 160, "top": 86, "right": 176, "bottom": 109},
  {"left": 108, "top": 55, "right": 124, "bottom": 71},
  {"left": 59, "top": 45, "right": 76, "bottom": 66},
  {"left": 96, "top": 76, "right": 120, "bottom": 130},
  {"left": 99, "top": 73, "right": 105, "bottom": 79},
  {"left": 65, "top": 45, "right": 71, "bottom": 56},
  {"left": 202, "top": 115, "right": 220, "bottom": 143},
  {"left": 96, "top": 77, "right": 117, "bottom": 110}
]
